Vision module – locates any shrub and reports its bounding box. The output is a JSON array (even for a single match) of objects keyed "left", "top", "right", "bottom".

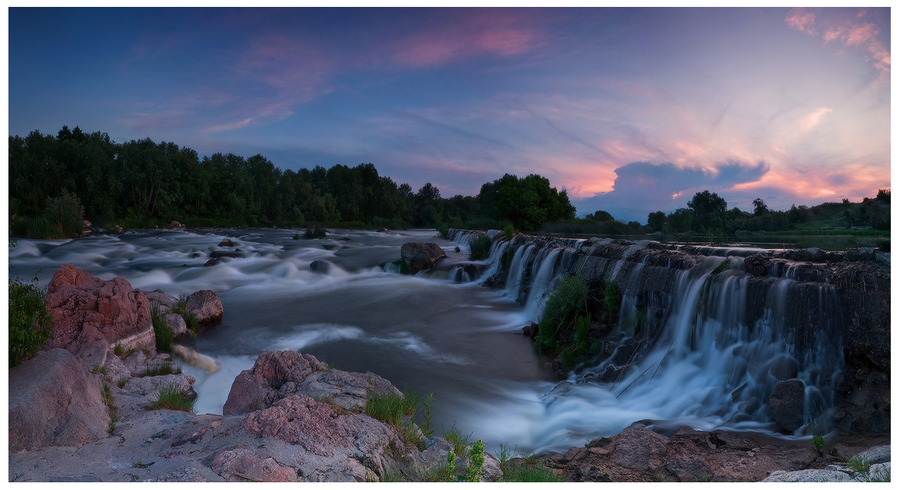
[
  {"left": 573, "top": 315, "right": 591, "bottom": 353},
  {"left": 9, "top": 276, "right": 54, "bottom": 367},
  {"left": 812, "top": 434, "right": 825, "bottom": 454},
  {"left": 43, "top": 189, "right": 85, "bottom": 238},
  {"left": 503, "top": 223, "right": 515, "bottom": 241},
  {"left": 466, "top": 439, "right": 486, "bottom": 482},
  {"left": 436, "top": 222, "right": 449, "bottom": 239},
  {"left": 536, "top": 275, "right": 588, "bottom": 351},
  {"left": 602, "top": 281, "right": 619, "bottom": 312},
  {"left": 303, "top": 226, "right": 326, "bottom": 239},
  {"left": 146, "top": 383, "right": 195, "bottom": 412},
  {"left": 469, "top": 235, "right": 493, "bottom": 260},
  {"left": 151, "top": 305, "right": 173, "bottom": 353}
]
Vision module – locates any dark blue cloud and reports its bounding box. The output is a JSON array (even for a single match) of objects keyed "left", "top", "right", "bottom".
[{"left": 573, "top": 160, "right": 770, "bottom": 223}]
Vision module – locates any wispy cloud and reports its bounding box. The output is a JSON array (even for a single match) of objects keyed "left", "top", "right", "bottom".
[
  {"left": 801, "top": 107, "right": 833, "bottom": 131},
  {"left": 387, "top": 9, "right": 547, "bottom": 68},
  {"left": 785, "top": 8, "right": 890, "bottom": 73}
]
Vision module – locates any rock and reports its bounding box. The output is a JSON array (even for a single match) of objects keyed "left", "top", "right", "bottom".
[
  {"left": 309, "top": 260, "right": 331, "bottom": 274},
  {"left": 211, "top": 447, "right": 297, "bottom": 482},
  {"left": 767, "top": 355, "right": 799, "bottom": 381},
  {"left": 165, "top": 313, "right": 189, "bottom": 339},
  {"left": 204, "top": 259, "right": 218, "bottom": 267},
  {"left": 376, "top": 227, "right": 390, "bottom": 233},
  {"left": 241, "top": 394, "right": 405, "bottom": 480},
  {"left": 763, "top": 469, "right": 853, "bottom": 482},
  {"left": 218, "top": 238, "right": 236, "bottom": 247},
  {"left": 145, "top": 291, "right": 178, "bottom": 313},
  {"left": 769, "top": 379, "right": 806, "bottom": 431},
  {"left": 185, "top": 290, "right": 223, "bottom": 326},
  {"left": 169, "top": 221, "right": 183, "bottom": 229},
  {"left": 609, "top": 426, "right": 668, "bottom": 473},
  {"left": 294, "top": 368, "right": 401, "bottom": 412},
  {"left": 9, "top": 349, "right": 109, "bottom": 452},
  {"left": 744, "top": 253, "right": 770, "bottom": 276},
  {"left": 45, "top": 263, "right": 156, "bottom": 355},
  {"left": 122, "top": 373, "right": 196, "bottom": 401},
  {"left": 855, "top": 445, "right": 891, "bottom": 465},
  {"left": 223, "top": 351, "right": 327, "bottom": 415},
  {"left": 210, "top": 250, "right": 244, "bottom": 259},
  {"left": 400, "top": 242, "right": 447, "bottom": 274}
]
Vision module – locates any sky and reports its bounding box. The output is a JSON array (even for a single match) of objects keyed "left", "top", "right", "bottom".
[{"left": 6, "top": 6, "right": 893, "bottom": 222}]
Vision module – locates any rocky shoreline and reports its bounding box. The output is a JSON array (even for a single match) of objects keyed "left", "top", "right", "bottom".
[{"left": 8, "top": 258, "right": 891, "bottom": 482}]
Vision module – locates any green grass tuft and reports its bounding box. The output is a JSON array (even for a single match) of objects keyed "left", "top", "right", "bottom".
[
  {"left": 151, "top": 305, "right": 173, "bottom": 353},
  {"left": 146, "top": 383, "right": 195, "bottom": 412},
  {"left": 443, "top": 422, "right": 472, "bottom": 457}
]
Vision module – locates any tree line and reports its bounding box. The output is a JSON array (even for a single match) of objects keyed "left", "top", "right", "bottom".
[{"left": 8, "top": 126, "right": 575, "bottom": 238}]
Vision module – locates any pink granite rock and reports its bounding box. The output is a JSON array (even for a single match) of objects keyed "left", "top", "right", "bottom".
[{"left": 46, "top": 263, "right": 155, "bottom": 355}]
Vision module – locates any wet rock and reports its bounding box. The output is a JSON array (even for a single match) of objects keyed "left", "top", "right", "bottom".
[
  {"left": 218, "top": 238, "right": 236, "bottom": 247},
  {"left": 185, "top": 290, "right": 223, "bottom": 326},
  {"left": 210, "top": 250, "right": 243, "bottom": 259},
  {"left": 46, "top": 263, "right": 156, "bottom": 355},
  {"left": 204, "top": 259, "right": 218, "bottom": 267},
  {"left": 744, "top": 253, "right": 770, "bottom": 276},
  {"left": 169, "top": 221, "right": 184, "bottom": 229},
  {"left": 400, "top": 242, "right": 447, "bottom": 274},
  {"left": 309, "top": 260, "right": 331, "bottom": 274},
  {"left": 769, "top": 379, "right": 805, "bottom": 431},
  {"left": 767, "top": 355, "right": 799, "bottom": 381},
  {"left": 9, "top": 349, "right": 109, "bottom": 452}
]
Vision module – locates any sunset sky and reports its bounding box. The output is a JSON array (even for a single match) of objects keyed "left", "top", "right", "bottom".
[{"left": 7, "top": 6, "right": 892, "bottom": 222}]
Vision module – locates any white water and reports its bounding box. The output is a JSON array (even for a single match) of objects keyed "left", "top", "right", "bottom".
[{"left": 10, "top": 228, "right": 841, "bottom": 454}]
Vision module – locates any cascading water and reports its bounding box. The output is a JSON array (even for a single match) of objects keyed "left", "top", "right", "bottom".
[{"left": 462, "top": 230, "right": 849, "bottom": 452}]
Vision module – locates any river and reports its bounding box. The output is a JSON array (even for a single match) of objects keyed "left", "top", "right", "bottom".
[{"left": 9, "top": 227, "right": 813, "bottom": 454}]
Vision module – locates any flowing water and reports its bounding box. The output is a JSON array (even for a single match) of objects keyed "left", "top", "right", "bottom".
[{"left": 9, "top": 228, "right": 840, "bottom": 453}]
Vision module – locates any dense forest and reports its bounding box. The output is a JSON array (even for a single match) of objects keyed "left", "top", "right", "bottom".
[
  {"left": 8, "top": 126, "right": 575, "bottom": 238},
  {"left": 8, "top": 126, "right": 890, "bottom": 243}
]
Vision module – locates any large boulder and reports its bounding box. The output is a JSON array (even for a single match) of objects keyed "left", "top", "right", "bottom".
[
  {"left": 400, "top": 242, "right": 447, "bottom": 274},
  {"left": 224, "top": 351, "right": 402, "bottom": 415},
  {"left": 185, "top": 290, "right": 223, "bottom": 326},
  {"left": 46, "top": 263, "right": 155, "bottom": 355},
  {"left": 9, "top": 349, "right": 109, "bottom": 452},
  {"left": 769, "top": 379, "right": 806, "bottom": 432}
]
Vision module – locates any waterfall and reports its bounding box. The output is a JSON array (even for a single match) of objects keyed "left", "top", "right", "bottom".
[{"left": 470, "top": 230, "right": 848, "bottom": 443}]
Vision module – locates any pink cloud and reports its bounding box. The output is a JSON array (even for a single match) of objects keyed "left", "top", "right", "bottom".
[
  {"left": 785, "top": 8, "right": 890, "bottom": 73},
  {"left": 785, "top": 8, "right": 816, "bottom": 35},
  {"left": 388, "top": 9, "right": 546, "bottom": 68}
]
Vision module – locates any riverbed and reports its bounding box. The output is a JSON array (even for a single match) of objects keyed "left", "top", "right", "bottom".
[{"left": 10, "top": 227, "right": 801, "bottom": 454}]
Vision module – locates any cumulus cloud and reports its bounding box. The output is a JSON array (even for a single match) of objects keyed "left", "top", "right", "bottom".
[{"left": 572, "top": 160, "right": 770, "bottom": 222}]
